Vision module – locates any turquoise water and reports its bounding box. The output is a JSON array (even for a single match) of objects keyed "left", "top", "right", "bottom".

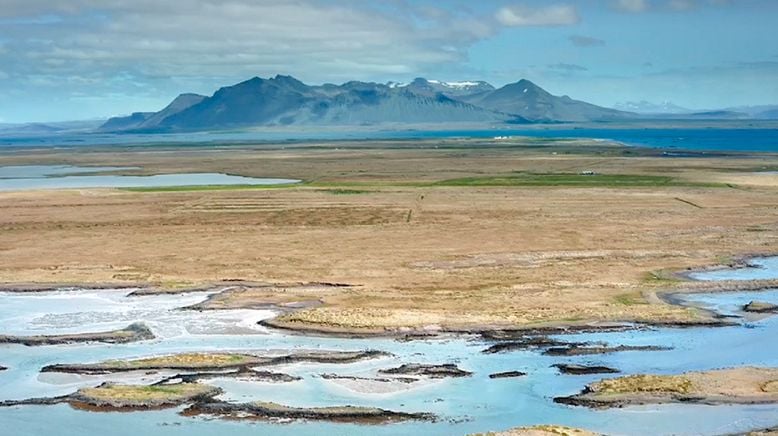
[
  {"left": 1, "top": 260, "right": 778, "bottom": 435},
  {"left": 0, "top": 165, "right": 299, "bottom": 190},
  {"left": 1, "top": 128, "right": 777, "bottom": 153},
  {"left": 689, "top": 257, "right": 778, "bottom": 281},
  {"left": 0, "top": 165, "right": 137, "bottom": 178}
]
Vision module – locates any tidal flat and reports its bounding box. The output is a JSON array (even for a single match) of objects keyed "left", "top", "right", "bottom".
[
  {"left": 1, "top": 137, "right": 778, "bottom": 434},
  {"left": 1, "top": 262, "right": 778, "bottom": 434}
]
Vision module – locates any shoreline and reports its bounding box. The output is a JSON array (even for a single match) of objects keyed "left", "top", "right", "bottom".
[
  {"left": 1, "top": 254, "right": 775, "bottom": 339},
  {"left": 1, "top": 256, "right": 777, "bottom": 434}
]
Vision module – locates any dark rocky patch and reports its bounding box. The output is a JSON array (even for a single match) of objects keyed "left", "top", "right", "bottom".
[
  {"left": 0, "top": 283, "right": 146, "bottom": 293},
  {"left": 481, "top": 337, "right": 572, "bottom": 354},
  {"left": 395, "top": 333, "right": 439, "bottom": 342},
  {"left": 0, "top": 366, "right": 6, "bottom": 371},
  {"left": 265, "top": 350, "right": 389, "bottom": 366},
  {"left": 544, "top": 345, "right": 671, "bottom": 356},
  {"left": 0, "top": 395, "right": 71, "bottom": 408},
  {"left": 488, "top": 371, "right": 526, "bottom": 379},
  {"left": 552, "top": 393, "right": 760, "bottom": 409},
  {"left": 478, "top": 324, "right": 636, "bottom": 341},
  {"left": 726, "top": 426, "right": 778, "bottom": 436},
  {"left": 0, "top": 323, "right": 154, "bottom": 346},
  {"left": 320, "top": 373, "right": 417, "bottom": 384},
  {"left": 378, "top": 363, "right": 472, "bottom": 379},
  {"left": 182, "top": 400, "right": 436, "bottom": 424},
  {"left": 158, "top": 368, "right": 301, "bottom": 385},
  {"left": 553, "top": 364, "right": 620, "bottom": 375}
]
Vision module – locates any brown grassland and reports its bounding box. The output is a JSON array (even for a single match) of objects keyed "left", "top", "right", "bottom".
[
  {"left": 558, "top": 367, "right": 778, "bottom": 408},
  {"left": 1, "top": 138, "right": 777, "bottom": 333}
]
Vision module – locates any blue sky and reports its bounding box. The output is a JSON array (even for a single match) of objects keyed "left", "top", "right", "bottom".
[{"left": 1, "top": 0, "right": 777, "bottom": 122}]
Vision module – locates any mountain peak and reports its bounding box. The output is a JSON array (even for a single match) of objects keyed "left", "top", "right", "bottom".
[
  {"left": 508, "top": 79, "right": 544, "bottom": 92},
  {"left": 272, "top": 74, "right": 304, "bottom": 84}
]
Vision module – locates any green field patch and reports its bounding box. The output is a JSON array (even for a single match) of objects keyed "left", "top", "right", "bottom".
[
  {"left": 613, "top": 292, "right": 648, "bottom": 306},
  {"left": 433, "top": 173, "right": 723, "bottom": 188}
]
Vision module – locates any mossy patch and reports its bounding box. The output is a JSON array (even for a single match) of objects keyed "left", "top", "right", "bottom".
[
  {"left": 104, "top": 352, "right": 258, "bottom": 369},
  {"left": 77, "top": 383, "right": 216, "bottom": 404},
  {"left": 324, "top": 189, "right": 371, "bottom": 195},
  {"left": 613, "top": 292, "right": 648, "bottom": 306},
  {"left": 590, "top": 374, "right": 694, "bottom": 395}
]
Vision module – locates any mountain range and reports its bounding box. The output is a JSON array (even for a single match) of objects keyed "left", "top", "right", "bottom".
[
  {"left": 612, "top": 101, "right": 778, "bottom": 120},
  {"left": 99, "top": 75, "right": 637, "bottom": 132}
]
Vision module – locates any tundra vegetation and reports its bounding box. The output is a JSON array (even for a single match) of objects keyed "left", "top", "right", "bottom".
[{"left": 1, "top": 138, "right": 777, "bottom": 333}]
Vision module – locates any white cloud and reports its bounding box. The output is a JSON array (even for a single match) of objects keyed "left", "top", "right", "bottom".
[
  {"left": 0, "top": 1, "right": 499, "bottom": 84},
  {"left": 496, "top": 4, "right": 579, "bottom": 27},
  {"left": 613, "top": 0, "right": 650, "bottom": 13}
]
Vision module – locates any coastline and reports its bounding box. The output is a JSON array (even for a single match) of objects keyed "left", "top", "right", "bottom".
[
  {"left": 1, "top": 255, "right": 777, "bottom": 434},
  {"left": 2, "top": 254, "right": 775, "bottom": 339}
]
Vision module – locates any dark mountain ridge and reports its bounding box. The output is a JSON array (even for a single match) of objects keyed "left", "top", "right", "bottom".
[{"left": 100, "top": 75, "right": 637, "bottom": 132}]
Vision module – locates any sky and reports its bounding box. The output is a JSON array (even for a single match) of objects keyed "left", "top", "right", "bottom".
[{"left": 1, "top": 0, "right": 777, "bottom": 123}]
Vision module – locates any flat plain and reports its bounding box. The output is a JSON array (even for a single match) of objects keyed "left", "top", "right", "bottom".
[{"left": 1, "top": 137, "right": 777, "bottom": 334}]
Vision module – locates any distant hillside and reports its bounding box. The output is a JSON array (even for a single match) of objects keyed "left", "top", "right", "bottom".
[
  {"left": 721, "top": 105, "right": 778, "bottom": 120},
  {"left": 460, "top": 79, "right": 634, "bottom": 122},
  {"left": 685, "top": 110, "right": 750, "bottom": 119},
  {"left": 0, "top": 123, "right": 64, "bottom": 134},
  {"left": 613, "top": 100, "right": 691, "bottom": 114},
  {"left": 101, "top": 112, "right": 155, "bottom": 131},
  {"left": 101, "top": 93, "right": 205, "bottom": 131},
  {"left": 756, "top": 108, "right": 778, "bottom": 119},
  {"left": 99, "top": 75, "right": 638, "bottom": 132},
  {"left": 0, "top": 120, "right": 104, "bottom": 136}
]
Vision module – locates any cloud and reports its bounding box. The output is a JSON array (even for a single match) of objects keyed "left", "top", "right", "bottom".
[
  {"left": 569, "top": 35, "right": 605, "bottom": 47},
  {"left": 612, "top": 0, "right": 650, "bottom": 13},
  {"left": 548, "top": 63, "right": 588, "bottom": 72},
  {"left": 669, "top": 0, "right": 695, "bottom": 10},
  {"left": 613, "top": 0, "right": 715, "bottom": 13},
  {"left": 495, "top": 4, "right": 579, "bottom": 26},
  {"left": 4, "top": 0, "right": 554, "bottom": 121},
  {"left": 0, "top": 0, "right": 502, "bottom": 84}
]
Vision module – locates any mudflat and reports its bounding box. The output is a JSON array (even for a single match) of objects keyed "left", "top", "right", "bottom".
[{"left": 1, "top": 138, "right": 777, "bottom": 333}]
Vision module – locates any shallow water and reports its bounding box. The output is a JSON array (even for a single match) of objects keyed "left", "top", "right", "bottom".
[
  {"left": 1, "top": 260, "right": 778, "bottom": 435},
  {"left": 688, "top": 256, "right": 778, "bottom": 281},
  {"left": 0, "top": 165, "right": 298, "bottom": 190},
  {"left": 2, "top": 128, "right": 777, "bottom": 153}
]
